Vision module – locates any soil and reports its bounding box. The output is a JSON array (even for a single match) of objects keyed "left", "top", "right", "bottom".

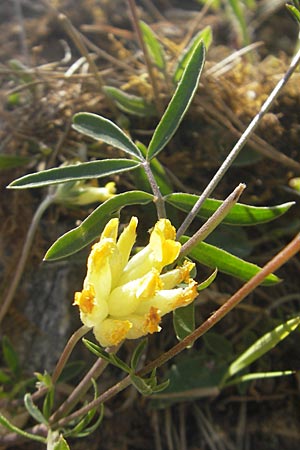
[{"left": 1, "top": 1, "right": 300, "bottom": 450}]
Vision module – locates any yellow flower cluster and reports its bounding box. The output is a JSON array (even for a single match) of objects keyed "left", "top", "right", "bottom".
[{"left": 74, "top": 217, "right": 198, "bottom": 347}]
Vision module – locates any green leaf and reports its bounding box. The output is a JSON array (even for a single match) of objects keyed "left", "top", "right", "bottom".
[
  {"left": 82, "top": 339, "right": 111, "bottom": 361},
  {"left": 228, "top": 0, "right": 250, "bottom": 46},
  {"left": 0, "top": 370, "right": 11, "bottom": 383},
  {"left": 180, "top": 236, "right": 280, "bottom": 286},
  {"left": 45, "top": 191, "right": 153, "bottom": 260},
  {"left": 8, "top": 159, "right": 141, "bottom": 189},
  {"left": 53, "top": 436, "right": 71, "bottom": 450},
  {"left": 130, "top": 339, "right": 148, "bottom": 371},
  {"left": 70, "top": 404, "right": 104, "bottom": 438},
  {"left": 73, "top": 112, "right": 143, "bottom": 160},
  {"left": 65, "top": 382, "right": 104, "bottom": 438},
  {"left": 224, "top": 370, "right": 295, "bottom": 387},
  {"left": 0, "top": 414, "right": 47, "bottom": 444},
  {"left": 130, "top": 374, "right": 153, "bottom": 396},
  {"left": 139, "top": 21, "right": 166, "bottom": 70},
  {"left": 0, "top": 154, "right": 32, "bottom": 170},
  {"left": 173, "top": 303, "right": 195, "bottom": 342},
  {"left": 83, "top": 339, "right": 130, "bottom": 373},
  {"left": 42, "top": 388, "right": 54, "bottom": 420},
  {"left": 2, "top": 336, "right": 20, "bottom": 376},
  {"left": 165, "top": 193, "right": 294, "bottom": 226},
  {"left": 197, "top": 268, "right": 218, "bottom": 291},
  {"left": 173, "top": 26, "right": 212, "bottom": 83},
  {"left": 24, "top": 393, "right": 48, "bottom": 425},
  {"left": 147, "top": 40, "right": 205, "bottom": 160},
  {"left": 151, "top": 379, "right": 170, "bottom": 394},
  {"left": 222, "top": 316, "right": 300, "bottom": 384},
  {"left": 103, "top": 86, "right": 156, "bottom": 117},
  {"left": 286, "top": 4, "right": 300, "bottom": 22}
]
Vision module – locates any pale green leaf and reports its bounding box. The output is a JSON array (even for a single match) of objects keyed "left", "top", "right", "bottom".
[
  {"left": 173, "top": 303, "right": 195, "bottom": 342},
  {"left": 24, "top": 393, "right": 48, "bottom": 425},
  {"left": 73, "top": 113, "right": 143, "bottom": 160},
  {"left": 224, "top": 370, "right": 295, "bottom": 387},
  {"left": 53, "top": 436, "right": 71, "bottom": 450},
  {"left": 286, "top": 4, "right": 300, "bottom": 23},
  {"left": 147, "top": 41, "right": 205, "bottom": 160},
  {"left": 0, "top": 154, "right": 31, "bottom": 170},
  {"left": 139, "top": 21, "right": 166, "bottom": 70},
  {"left": 165, "top": 193, "right": 294, "bottom": 226},
  {"left": 0, "top": 415, "right": 46, "bottom": 444},
  {"left": 8, "top": 159, "right": 141, "bottom": 189},
  {"left": 44, "top": 191, "right": 153, "bottom": 260},
  {"left": 223, "top": 316, "right": 300, "bottom": 382},
  {"left": 103, "top": 86, "right": 155, "bottom": 117},
  {"left": 173, "top": 26, "right": 212, "bottom": 83},
  {"left": 180, "top": 236, "right": 280, "bottom": 285}
]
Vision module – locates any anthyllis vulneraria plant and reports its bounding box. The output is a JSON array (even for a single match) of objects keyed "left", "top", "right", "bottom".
[
  {"left": 74, "top": 217, "right": 198, "bottom": 347},
  {"left": 2, "top": 3, "right": 300, "bottom": 449}
]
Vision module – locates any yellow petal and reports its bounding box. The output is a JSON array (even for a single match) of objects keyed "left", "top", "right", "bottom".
[
  {"left": 116, "top": 216, "right": 138, "bottom": 271},
  {"left": 101, "top": 217, "right": 138, "bottom": 289},
  {"left": 149, "top": 219, "right": 180, "bottom": 266},
  {"left": 160, "top": 260, "right": 195, "bottom": 289},
  {"left": 100, "top": 218, "right": 119, "bottom": 241},
  {"left": 74, "top": 286, "right": 95, "bottom": 314},
  {"left": 108, "top": 269, "right": 162, "bottom": 317},
  {"left": 143, "top": 306, "right": 162, "bottom": 334},
  {"left": 125, "top": 307, "right": 162, "bottom": 339},
  {"left": 84, "top": 240, "right": 113, "bottom": 304},
  {"left": 73, "top": 284, "right": 109, "bottom": 328},
  {"left": 118, "top": 219, "right": 181, "bottom": 285},
  {"left": 93, "top": 318, "right": 132, "bottom": 347},
  {"left": 135, "top": 280, "right": 198, "bottom": 316}
]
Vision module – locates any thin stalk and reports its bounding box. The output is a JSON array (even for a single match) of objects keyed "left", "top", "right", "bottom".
[
  {"left": 51, "top": 325, "right": 91, "bottom": 384},
  {"left": 127, "top": 0, "right": 163, "bottom": 116},
  {"left": 180, "top": 183, "right": 245, "bottom": 258},
  {"left": 50, "top": 344, "right": 120, "bottom": 424},
  {"left": 143, "top": 160, "right": 166, "bottom": 218},
  {"left": 176, "top": 47, "right": 300, "bottom": 239},
  {"left": 53, "top": 233, "right": 300, "bottom": 426},
  {"left": 0, "top": 194, "right": 55, "bottom": 324}
]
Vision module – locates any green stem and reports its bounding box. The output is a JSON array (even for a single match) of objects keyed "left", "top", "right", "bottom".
[
  {"left": 176, "top": 46, "right": 300, "bottom": 239},
  {"left": 0, "top": 194, "right": 55, "bottom": 324}
]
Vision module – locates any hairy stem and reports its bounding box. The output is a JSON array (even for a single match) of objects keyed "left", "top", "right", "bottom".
[
  {"left": 143, "top": 160, "right": 166, "bottom": 218},
  {"left": 51, "top": 325, "right": 91, "bottom": 384}
]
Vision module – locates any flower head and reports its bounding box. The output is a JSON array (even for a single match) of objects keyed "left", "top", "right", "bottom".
[
  {"left": 74, "top": 217, "right": 198, "bottom": 347},
  {"left": 55, "top": 180, "right": 116, "bottom": 207}
]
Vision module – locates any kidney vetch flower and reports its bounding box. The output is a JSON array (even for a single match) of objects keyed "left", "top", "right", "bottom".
[{"left": 74, "top": 217, "right": 198, "bottom": 347}]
